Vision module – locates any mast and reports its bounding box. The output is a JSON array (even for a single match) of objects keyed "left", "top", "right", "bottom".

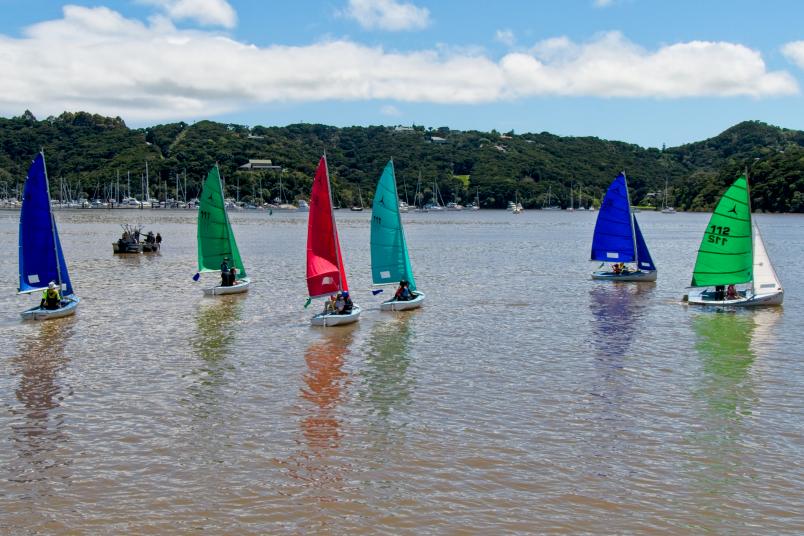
[
  {"left": 323, "top": 155, "right": 343, "bottom": 291},
  {"left": 145, "top": 160, "right": 149, "bottom": 203},
  {"left": 746, "top": 167, "right": 754, "bottom": 293},
  {"left": 623, "top": 171, "right": 638, "bottom": 266},
  {"left": 41, "top": 151, "right": 63, "bottom": 291}
]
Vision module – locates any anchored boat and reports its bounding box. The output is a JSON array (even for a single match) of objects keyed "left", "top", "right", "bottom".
[
  {"left": 19, "top": 152, "right": 80, "bottom": 320},
  {"left": 686, "top": 174, "right": 783, "bottom": 307},
  {"left": 196, "top": 164, "right": 250, "bottom": 295},
  {"left": 308, "top": 156, "right": 361, "bottom": 326},
  {"left": 590, "top": 172, "right": 657, "bottom": 281},
  {"left": 370, "top": 160, "right": 425, "bottom": 311}
]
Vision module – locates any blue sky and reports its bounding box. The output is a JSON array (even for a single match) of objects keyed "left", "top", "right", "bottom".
[{"left": 1, "top": 0, "right": 804, "bottom": 147}]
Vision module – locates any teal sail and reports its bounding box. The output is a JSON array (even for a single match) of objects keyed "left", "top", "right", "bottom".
[
  {"left": 19, "top": 152, "right": 74, "bottom": 296},
  {"left": 370, "top": 160, "right": 416, "bottom": 290}
]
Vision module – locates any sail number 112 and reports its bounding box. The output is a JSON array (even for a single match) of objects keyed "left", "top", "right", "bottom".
[{"left": 708, "top": 225, "right": 730, "bottom": 245}]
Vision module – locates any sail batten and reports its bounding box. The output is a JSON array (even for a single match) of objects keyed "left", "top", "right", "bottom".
[
  {"left": 307, "top": 156, "right": 349, "bottom": 297},
  {"left": 690, "top": 175, "right": 753, "bottom": 287},
  {"left": 370, "top": 161, "right": 416, "bottom": 290},
  {"left": 18, "top": 152, "right": 74, "bottom": 296},
  {"left": 197, "top": 165, "right": 246, "bottom": 278}
]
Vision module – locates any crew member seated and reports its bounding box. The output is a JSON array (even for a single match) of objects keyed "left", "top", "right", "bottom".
[
  {"left": 714, "top": 285, "right": 725, "bottom": 300},
  {"left": 394, "top": 280, "right": 412, "bottom": 301},
  {"left": 338, "top": 291, "right": 354, "bottom": 314},
  {"left": 40, "top": 281, "right": 61, "bottom": 310},
  {"left": 220, "top": 257, "right": 231, "bottom": 286},
  {"left": 726, "top": 284, "right": 739, "bottom": 300}
]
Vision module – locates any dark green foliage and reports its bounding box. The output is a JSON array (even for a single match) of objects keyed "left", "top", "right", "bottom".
[{"left": 0, "top": 113, "right": 802, "bottom": 212}]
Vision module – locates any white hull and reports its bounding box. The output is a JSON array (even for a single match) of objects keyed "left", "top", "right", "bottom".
[
  {"left": 687, "top": 289, "right": 783, "bottom": 307},
  {"left": 21, "top": 296, "right": 80, "bottom": 320},
  {"left": 311, "top": 305, "right": 361, "bottom": 326},
  {"left": 380, "top": 292, "right": 425, "bottom": 311},
  {"left": 203, "top": 278, "right": 251, "bottom": 296},
  {"left": 591, "top": 270, "right": 657, "bottom": 282}
]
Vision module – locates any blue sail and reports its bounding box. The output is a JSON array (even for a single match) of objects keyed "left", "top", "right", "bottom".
[
  {"left": 633, "top": 217, "right": 656, "bottom": 271},
  {"left": 18, "top": 153, "right": 74, "bottom": 295},
  {"left": 590, "top": 173, "right": 635, "bottom": 263}
]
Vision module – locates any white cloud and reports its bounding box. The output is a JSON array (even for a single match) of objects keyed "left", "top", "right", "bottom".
[
  {"left": 343, "top": 0, "right": 430, "bottom": 31},
  {"left": 502, "top": 31, "right": 797, "bottom": 99},
  {"left": 380, "top": 104, "right": 401, "bottom": 116},
  {"left": 0, "top": 9, "right": 796, "bottom": 124},
  {"left": 495, "top": 29, "right": 515, "bottom": 47},
  {"left": 782, "top": 41, "right": 804, "bottom": 69},
  {"left": 594, "top": 0, "right": 615, "bottom": 7},
  {"left": 140, "top": 0, "right": 237, "bottom": 28}
]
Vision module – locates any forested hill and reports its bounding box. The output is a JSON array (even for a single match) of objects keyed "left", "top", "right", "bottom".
[{"left": 1, "top": 111, "right": 802, "bottom": 212}]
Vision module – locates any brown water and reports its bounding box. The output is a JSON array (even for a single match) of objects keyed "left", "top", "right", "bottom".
[{"left": 0, "top": 208, "right": 802, "bottom": 534}]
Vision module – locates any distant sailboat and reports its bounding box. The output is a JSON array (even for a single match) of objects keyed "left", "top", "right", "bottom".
[
  {"left": 196, "top": 164, "right": 250, "bottom": 295},
  {"left": 371, "top": 160, "right": 425, "bottom": 311},
  {"left": 590, "top": 172, "right": 657, "bottom": 282},
  {"left": 308, "top": 156, "right": 361, "bottom": 325},
  {"left": 19, "top": 152, "right": 80, "bottom": 320},
  {"left": 351, "top": 186, "right": 364, "bottom": 211},
  {"left": 686, "top": 174, "right": 783, "bottom": 306},
  {"left": 470, "top": 187, "right": 481, "bottom": 210},
  {"left": 661, "top": 179, "right": 676, "bottom": 214},
  {"left": 542, "top": 185, "right": 560, "bottom": 210}
]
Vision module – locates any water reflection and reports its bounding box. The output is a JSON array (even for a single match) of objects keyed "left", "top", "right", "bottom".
[
  {"left": 8, "top": 318, "right": 75, "bottom": 490},
  {"left": 187, "top": 296, "right": 244, "bottom": 416},
  {"left": 589, "top": 283, "right": 654, "bottom": 359},
  {"left": 359, "top": 314, "right": 415, "bottom": 455},
  {"left": 290, "top": 327, "right": 355, "bottom": 489},
  {"left": 688, "top": 310, "right": 781, "bottom": 507}
]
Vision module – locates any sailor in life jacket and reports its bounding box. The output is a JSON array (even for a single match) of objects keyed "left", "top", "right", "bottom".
[{"left": 40, "top": 281, "right": 62, "bottom": 310}]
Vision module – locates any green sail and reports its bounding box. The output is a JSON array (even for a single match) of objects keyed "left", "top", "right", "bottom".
[
  {"left": 691, "top": 175, "right": 751, "bottom": 287},
  {"left": 370, "top": 160, "right": 416, "bottom": 290},
  {"left": 197, "top": 165, "right": 246, "bottom": 277}
]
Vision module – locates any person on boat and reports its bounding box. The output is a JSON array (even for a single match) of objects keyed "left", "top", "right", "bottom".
[
  {"left": 146, "top": 231, "right": 155, "bottom": 244},
  {"left": 714, "top": 285, "right": 725, "bottom": 300},
  {"left": 394, "top": 280, "right": 412, "bottom": 301},
  {"left": 340, "top": 291, "right": 354, "bottom": 314},
  {"left": 726, "top": 284, "right": 738, "bottom": 300},
  {"left": 40, "top": 281, "right": 61, "bottom": 310},
  {"left": 612, "top": 263, "right": 622, "bottom": 274},
  {"left": 220, "top": 257, "right": 230, "bottom": 286},
  {"left": 324, "top": 295, "right": 337, "bottom": 314},
  {"left": 229, "top": 267, "right": 237, "bottom": 286},
  {"left": 155, "top": 233, "right": 162, "bottom": 249}
]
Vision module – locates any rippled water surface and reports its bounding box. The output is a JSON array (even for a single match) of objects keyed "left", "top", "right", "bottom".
[{"left": 0, "top": 208, "right": 802, "bottom": 534}]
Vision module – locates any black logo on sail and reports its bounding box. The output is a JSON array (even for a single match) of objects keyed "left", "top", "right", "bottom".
[{"left": 727, "top": 204, "right": 738, "bottom": 215}]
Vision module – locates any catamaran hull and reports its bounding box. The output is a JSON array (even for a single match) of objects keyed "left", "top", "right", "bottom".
[
  {"left": 591, "top": 270, "right": 657, "bottom": 282},
  {"left": 381, "top": 292, "right": 425, "bottom": 311},
  {"left": 21, "top": 296, "right": 80, "bottom": 320},
  {"left": 311, "top": 305, "right": 362, "bottom": 326},
  {"left": 687, "top": 290, "right": 784, "bottom": 307},
  {"left": 203, "top": 278, "right": 251, "bottom": 296}
]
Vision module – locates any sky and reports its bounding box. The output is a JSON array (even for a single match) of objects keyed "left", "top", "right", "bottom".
[{"left": 1, "top": 0, "right": 804, "bottom": 147}]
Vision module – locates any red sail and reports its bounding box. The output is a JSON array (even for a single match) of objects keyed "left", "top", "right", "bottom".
[{"left": 306, "top": 156, "right": 349, "bottom": 298}]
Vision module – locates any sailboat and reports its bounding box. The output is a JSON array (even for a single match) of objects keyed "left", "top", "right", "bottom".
[
  {"left": 590, "top": 172, "right": 657, "bottom": 282},
  {"left": 196, "top": 164, "right": 250, "bottom": 295},
  {"left": 308, "top": 155, "right": 361, "bottom": 326},
  {"left": 542, "top": 185, "right": 560, "bottom": 210},
  {"left": 512, "top": 191, "right": 523, "bottom": 214},
  {"left": 661, "top": 179, "right": 676, "bottom": 214},
  {"left": 371, "top": 160, "right": 425, "bottom": 311},
  {"left": 567, "top": 184, "right": 575, "bottom": 212},
  {"left": 686, "top": 174, "right": 783, "bottom": 306},
  {"left": 350, "top": 186, "right": 364, "bottom": 211},
  {"left": 19, "top": 152, "right": 80, "bottom": 320},
  {"left": 470, "top": 187, "right": 481, "bottom": 210}
]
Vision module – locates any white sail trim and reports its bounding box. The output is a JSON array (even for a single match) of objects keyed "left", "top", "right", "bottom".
[{"left": 752, "top": 222, "right": 782, "bottom": 293}]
